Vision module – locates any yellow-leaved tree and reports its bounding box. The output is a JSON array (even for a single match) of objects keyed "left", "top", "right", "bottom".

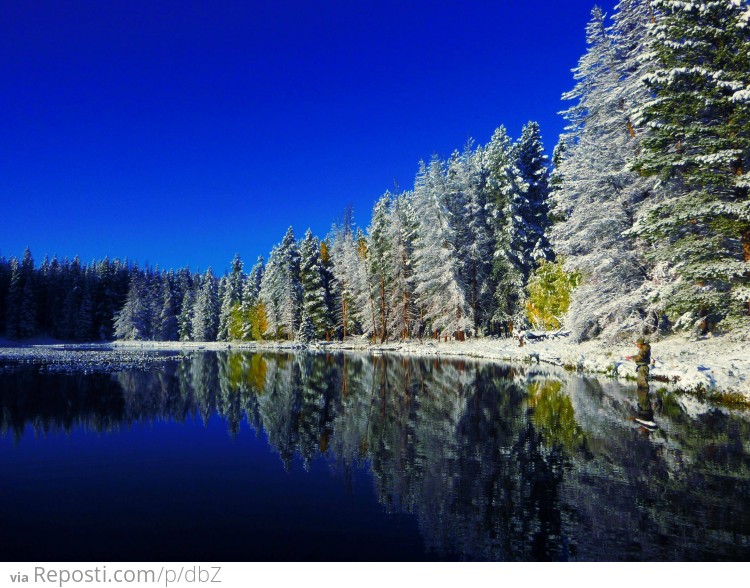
[{"left": 525, "top": 258, "right": 580, "bottom": 330}]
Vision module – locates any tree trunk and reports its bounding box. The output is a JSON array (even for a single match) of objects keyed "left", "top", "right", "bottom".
[
  {"left": 342, "top": 297, "right": 347, "bottom": 339},
  {"left": 380, "top": 275, "right": 387, "bottom": 343}
]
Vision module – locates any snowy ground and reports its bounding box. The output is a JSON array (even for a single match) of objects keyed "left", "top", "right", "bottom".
[
  {"left": 2, "top": 334, "right": 748, "bottom": 399},
  {"left": 0, "top": 344, "right": 183, "bottom": 374},
  {"left": 105, "top": 333, "right": 750, "bottom": 399}
]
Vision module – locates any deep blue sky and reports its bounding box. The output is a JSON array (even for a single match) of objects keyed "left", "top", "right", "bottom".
[{"left": 1, "top": 0, "right": 615, "bottom": 273}]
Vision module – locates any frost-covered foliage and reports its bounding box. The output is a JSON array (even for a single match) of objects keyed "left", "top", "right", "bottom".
[
  {"left": 552, "top": 2, "right": 658, "bottom": 342},
  {"left": 328, "top": 218, "right": 362, "bottom": 338},
  {"left": 484, "top": 126, "right": 530, "bottom": 331},
  {"left": 259, "top": 227, "right": 303, "bottom": 340},
  {"left": 631, "top": 0, "right": 750, "bottom": 333},
  {"left": 515, "top": 122, "right": 554, "bottom": 265},
  {"left": 412, "top": 158, "right": 473, "bottom": 337},
  {"left": 2, "top": 118, "right": 554, "bottom": 343},
  {"left": 299, "top": 229, "right": 334, "bottom": 339},
  {"left": 192, "top": 268, "right": 219, "bottom": 342}
]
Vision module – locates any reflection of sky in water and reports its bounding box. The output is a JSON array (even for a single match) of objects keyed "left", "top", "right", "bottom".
[{"left": 1, "top": 351, "right": 750, "bottom": 561}]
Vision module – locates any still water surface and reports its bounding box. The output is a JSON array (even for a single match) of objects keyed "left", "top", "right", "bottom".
[{"left": 2, "top": 351, "right": 750, "bottom": 561}]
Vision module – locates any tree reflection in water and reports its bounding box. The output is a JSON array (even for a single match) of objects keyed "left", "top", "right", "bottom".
[{"left": 2, "top": 350, "right": 750, "bottom": 561}]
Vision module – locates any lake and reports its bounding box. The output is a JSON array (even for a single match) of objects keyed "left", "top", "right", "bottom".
[{"left": 1, "top": 350, "right": 749, "bottom": 561}]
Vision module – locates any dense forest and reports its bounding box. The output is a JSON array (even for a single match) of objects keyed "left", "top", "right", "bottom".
[{"left": 1, "top": 0, "right": 749, "bottom": 344}]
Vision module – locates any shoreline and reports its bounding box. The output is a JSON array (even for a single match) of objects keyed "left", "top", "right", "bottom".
[{"left": 2, "top": 334, "right": 749, "bottom": 401}]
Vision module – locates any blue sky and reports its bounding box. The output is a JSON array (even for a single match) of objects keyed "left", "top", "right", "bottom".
[{"left": 1, "top": 0, "right": 615, "bottom": 273}]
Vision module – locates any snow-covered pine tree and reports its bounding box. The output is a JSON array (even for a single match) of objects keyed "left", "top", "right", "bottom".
[
  {"left": 299, "top": 228, "right": 332, "bottom": 340},
  {"left": 298, "top": 310, "right": 316, "bottom": 343},
  {"left": 352, "top": 227, "right": 378, "bottom": 339},
  {"left": 245, "top": 256, "right": 264, "bottom": 304},
  {"left": 449, "top": 142, "right": 496, "bottom": 334},
  {"left": 114, "top": 274, "right": 148, "bottom": 340},
  {"left": 329, "top": 222, "right": 361, "bottom": 338},
  {"left": 632, "top": 0, "right": 750, "bottom": 333},
  {"left": 552, "top": 4, "right": 656, "bottom": 341},
  {"left": 4, "top": 258, "right": 22, "bottom": 339},
  {"left": 514, "top": 121, "right": 553, "bottom": 266},
  {"left": 217, "top": 276, "right": 233, "bottom": 341},
  {"left": 229, "top": 253, "right": 244, "bottom": 304},
  {"left": 259, "top": 228, "right": 302, "bottom": 339},
  {"left": 237, "top": 256, "right": 264, "bottom": 340},
  {"left": 483, "top": 126, "right": 529, "bottom": 334},
  {"left": 368, "top": 193, "right": 394, "bottom": 342},
  {"left": 411, "top": 157, "right": 473, "bottom": 338},
  {"left": 259, "top": 245, "right": 282, "bottom": 338},
  {"left": 385, "top": 192, "right": 417, "bottom": 339},
  {"left": 5, "top": 249, "right": 38, "bottom": 340},
  {"left": 319, "top": 239, "right": 337, "bottom": 340},
  {"left": 179, "top": 288, "right": 194, "bottom": 341},
  {"left": 158, "top": 277, "right": 179, "bottom": 340},
  {"left": 192, "top": 268, "right": 219, "bottom": 341},
  {"left": 218, "top": 254, "right": 244, "bottom": 341}
]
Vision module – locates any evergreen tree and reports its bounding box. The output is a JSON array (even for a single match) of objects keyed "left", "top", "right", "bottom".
[
  {"left": 483, "top": 126, "right": 528, "bottom": 333},
  {"left": 453, "top": 142, "right": 495, "bottom": 333},
  {"left": 319, "top": 239, "right": 337, "bottom": 340},
  {"left": 632, "top": 0, "right": 750, "bottom": 331},
  {"left": 298, "top": 310, "right": 316, "bottom": 343},
  {"left": 299, "top": 228, "right": 331, "bottom": 340},
  {"left": 245, "top": 256, "right": 264, "bottom": 304},
  {"left": 74, "top": 277, "right": 93, "bottom": 341},
  {"left": 217, "top": 276, "right": 233, "bottom": 341},
  {"left": 368, "top": 193, "right": 393, "bottom": 342},
  {"left": 552, "top": 5, "right": 656, "bottom": 341},
  {"left": 218, "top": 254, "right": 244, "bottom": 341},
  {"left": 411, "top": 158, "right": 473, "bottom": 337},
  {"left": 179, "top": 289, "right": 195, "bottom": 341},
  {"left": 158, "top": 278, "right": 179, "bottom": 340},
  {"left": 514, "top": 121, "right": 553, "bottom": 266},
  {"left": 386, "top": 192, "right": 417, "bottom": 339},
  {"left": 329, "top": 222, "right": 361, "bottom": 338},
  {"left": 5, "top": 259, "right": 22, "bottom": 339},
  {"left": 114, "top": 275, "right": 148, "bottom": 340},
  {"left": 192, "top": 268, "right": 219, "bottom": 341},
  {"left": 259, "top": 228, "right": 302, "bottom": 339}
]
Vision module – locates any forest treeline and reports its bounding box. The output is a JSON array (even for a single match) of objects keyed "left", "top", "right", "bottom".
[{"left": 1, "top": 0, "right": 748, "bottom": 343}]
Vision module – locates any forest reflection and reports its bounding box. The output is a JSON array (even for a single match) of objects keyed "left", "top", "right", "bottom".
[{"left": 2, "top": 351, "right": 750, "bottom": 561}]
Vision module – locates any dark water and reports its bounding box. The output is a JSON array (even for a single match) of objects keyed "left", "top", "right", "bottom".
[{"left": 1, "top": 351, "right": 750, "bottom": 562}]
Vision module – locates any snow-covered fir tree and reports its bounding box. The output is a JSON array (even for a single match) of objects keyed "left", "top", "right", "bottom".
[
  {"left": 368, "top": 193, "right": 394, "bottom": 342},
  {"left": 259, "top": 228, "right": 303, "bottom": 339},
  {"left": 450, "top": 142, "right": 495, "bottom": 333},
  {"left": 299, "top": 228, "right": 333, "bottom": 339},
  {"left": 552, "top": 4, "right": 656, "bottom": 341},
  {"left": 514, "top": 121, "right": 553, "bottom": 266},
  {"left": 351, "top": 227, "right": 379, "bottom": 339},
  {"left": 483, "top": 126, "right": 529, "bottom": 333},
  {"left": 632, "top": 0, "right": 750, "bottom": 333},
  {"left": 298, "top": 310, "right": 316, "bottom": 343},
  {"left": 157, "top": 277, "right": 179, "bottom": 341},
  {"left": 217, "top": 254, "right": 244, "bottom": 341},
  {"left": 385, "top": 192, "right": 417, "bottom": 339},
  {"left": 192, "top": 268, "right": 219, "bottom": 341},
  {"left": 329, "top": 221, "right": 362, "bottom": 338},
  {"left": 179, "top": 288, "right": 194, "bottom": 341},
  {"left": 411, "top": 158, "right": 473, "bottom": 337},
  {"left": 114, "top": 275, "right": 148, "bottom": 340}
]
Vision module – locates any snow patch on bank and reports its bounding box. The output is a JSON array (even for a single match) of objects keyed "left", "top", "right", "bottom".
[{"left": 105, "top": 333, "right": 750, "bottom": 398}]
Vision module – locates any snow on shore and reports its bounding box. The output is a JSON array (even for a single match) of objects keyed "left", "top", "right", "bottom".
[
  {"left": 106, "top": 334, "right": 750, "bottom": 399},
  {"left": 2, "top": 333, "right": 747, "bottom": 398}
]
